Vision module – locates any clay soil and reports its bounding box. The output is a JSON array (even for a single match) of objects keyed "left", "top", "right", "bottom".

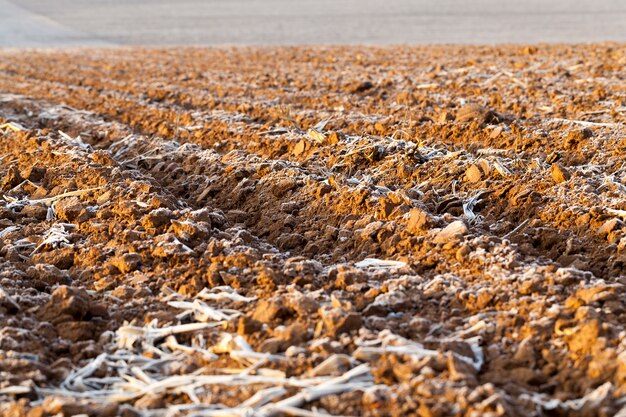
[{"left": 1, "top": 44, "right": 626, "bottom": 417}]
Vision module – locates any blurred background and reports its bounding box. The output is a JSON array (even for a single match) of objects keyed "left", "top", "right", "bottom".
[{"left": 1, "top": 0, "right": 625, "bottom": 47}]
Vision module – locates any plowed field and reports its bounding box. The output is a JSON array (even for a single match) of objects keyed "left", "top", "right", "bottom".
[{"left": 1, "top": 44, "right": 626, "bottom": 417}]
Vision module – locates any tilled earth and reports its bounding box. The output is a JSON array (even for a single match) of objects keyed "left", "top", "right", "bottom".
[{"left": 0, "top": 44, "right": 626, "bottom": 417}]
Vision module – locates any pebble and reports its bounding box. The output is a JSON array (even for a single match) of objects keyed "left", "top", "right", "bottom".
[
  {"left": 434, "top": 220, "right": 469, "bottom": 244},
  {"left": 293, "top": 139, "right": 308, "bottom": 155},
  {"left": 490, "top": 126, "right": 504, "bottom": 138},
  {"left": 437, "top": 111, "right": 454, "bottom": 123},
  {"left": 455, "top": 244, "right": 472, "bottom": 261},
  {"left": 465, "top": 164, "right": 483, "bottom": 183}
]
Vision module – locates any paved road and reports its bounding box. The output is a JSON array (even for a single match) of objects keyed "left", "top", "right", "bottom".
[{"left": 1, "top": 0, "right": 625, "bottom": 47}]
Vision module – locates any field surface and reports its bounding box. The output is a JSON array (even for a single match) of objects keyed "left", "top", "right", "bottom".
[{"left": 1, "top": 45, "right": 626, "bottom": 416}]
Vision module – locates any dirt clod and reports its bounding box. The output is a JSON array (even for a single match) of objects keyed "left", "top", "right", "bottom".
[
  {"left": 54, "top": 197, "right": 85, "bottom": 222},
  {"left": 40, "top": 286, "right": 91, "bottom": 321},
  {"left": 551, "top": 163, "right": 571, "bottom": 183},
  {"left": 320, "top": 307, "right": 362, "bottom": 336}
]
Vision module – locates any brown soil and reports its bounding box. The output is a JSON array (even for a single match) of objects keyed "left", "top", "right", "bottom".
[{"left": 0, "top": 44, "right": 625, "bottom": 417}]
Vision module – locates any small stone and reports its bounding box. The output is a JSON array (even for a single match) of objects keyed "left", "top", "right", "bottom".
[
  {"left": 31, "top": 247, "right": 75, "bottom": 270},
  {"left": 280, "top": 202, "right": 300, "bottom": 214},
  {"left": 551, "top": 163, "right": 571, "bottom": 184},
  {"left": 170, "top": 220, "right": 210, "bottom": 240},
  {"left": 434, "top": 220, "right": 468, "bottom": 244},
  {"left": 565, "top": 320, "right": 600, "bottom": 355},
  {"left": 42, "top": 397, "right": 70, "bottom": 415},
  {"left": 565, "top": 128, "right": 593, "bottom": 148},
  {"left": 26, "top": 406, "right": 45, "bottom": 417},
  {"left": 465, "top": 164, "right": 483, "bottom": 183},
  {"left": 477, "top": 159, "right": 491, "bottom": 176},
  {"left": 189, "top": 208, "right": 214, "bottom": 225},
  {"left": 363, "top": 290, "right": 408, "bottom": 316},
  {"left": 110, "top": 285, "right": 135, "bottom": 299},
  {"left": 326, "top": 131, "right": 341, "bottom": 145},
  {"left": 226, "top": 209, "right": 248, "bottom": 224},
  {"left": 94, "top": 276, "right": 115, "bottom": 291},
  {"left": 91, "top": 149, "right": 117, "bottom": 166},
  {"left": 272, "top": 178, "right": 297, "bottom": 197},
  {"left": 96, "top": 190, "right": 113, "bottom": 206},
  {"left": 21, "top": 204, "right": 49, "bottom": 220},
  {"left": 293, "top": 139, "right": 308, "bottom": 156},
  {"left": 441, "top": 341, "right": 475, "bottom": 360},
  {"left": 89, "top": 302, "right": 109, "bottom": 318},
  {"left": 285, "top": 346, "right": 306, "bottom": 357},
  {"left": 378, "top": 197, "right": 400, "bottom": 219},
  {"left": 490, "top": 126, "right": 503, "bottom": 138}
]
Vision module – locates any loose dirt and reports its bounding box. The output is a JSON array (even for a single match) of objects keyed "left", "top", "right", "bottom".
[{"left": 0, "top": 44, "right": 625, "bottom": 417}]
